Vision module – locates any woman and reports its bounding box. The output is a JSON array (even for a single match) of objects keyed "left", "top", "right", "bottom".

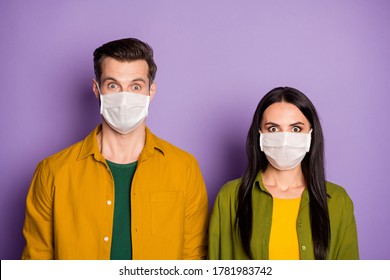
[{"left": 208, "top": 87, "right": 359, "bottom": 260}]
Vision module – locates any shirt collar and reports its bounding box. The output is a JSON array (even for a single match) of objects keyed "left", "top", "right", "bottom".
[
  {"left": 139, "top": 127, "right": 165, "bottom": 162},
  {"left": 76, "top": 125, "right": 165, "bottom": 162},
  {"left": 254, "top": 171, "right": 311, "bottom": 201},
  {"left": 77, "top": 125, "right": 102, "bottom": 161}
]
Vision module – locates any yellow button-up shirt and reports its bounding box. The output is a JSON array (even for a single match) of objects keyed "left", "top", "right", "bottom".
[{"left": 22, "top": 125, "right": 208, "bottom": 260}]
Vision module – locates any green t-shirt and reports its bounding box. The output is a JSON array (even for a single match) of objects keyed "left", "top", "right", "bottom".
[{"left": 107, "top": 160, "right": 137, "bottom": 260}]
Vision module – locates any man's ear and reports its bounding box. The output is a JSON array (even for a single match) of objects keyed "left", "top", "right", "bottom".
[
  {"left": 92, "top": 80, "right": 100, "bottom": 99},
  {"left": 149, "top": 81, "right": 157, "bottom": 101}
]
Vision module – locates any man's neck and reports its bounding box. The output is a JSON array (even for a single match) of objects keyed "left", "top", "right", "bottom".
[{"left": 98, "top": 121, "right": 146, "bottom": 164}]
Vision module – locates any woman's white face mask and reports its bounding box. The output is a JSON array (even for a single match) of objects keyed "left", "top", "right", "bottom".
[{"left": 259, "top": 129, "right": 312, "bottom": 170}]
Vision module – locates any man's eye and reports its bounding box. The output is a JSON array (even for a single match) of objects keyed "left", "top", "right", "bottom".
[
  {"left": 132, "top": 85, "right": 141, "bottom": 91},
  {"left": 108, "top": 83, "right": 117, "bottom": 89}
]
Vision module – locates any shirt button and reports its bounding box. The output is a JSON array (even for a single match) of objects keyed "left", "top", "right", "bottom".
[
  {"left": 301, "top": 245, "right": 306, "bottom": 251},
  {"left": 298, "top": 222, "right": 302, "bottom": 227},
  {"left": 104, "top": 236, "right": 109, "bottom": 242},
  {"left": 107, "top": 200, "right": 112, "bottom": 205}
]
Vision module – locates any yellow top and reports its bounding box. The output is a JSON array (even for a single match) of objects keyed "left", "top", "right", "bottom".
[
  {"left": 22, "top": 125, "right": 208, "bottom": 260},
  {"left": 269, "top": 197, "right": 301, "bottom": 260}
]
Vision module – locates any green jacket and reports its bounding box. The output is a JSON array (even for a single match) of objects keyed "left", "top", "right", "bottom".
[{"left": 208, "top": 172, "right": 359, "bottom": 260}]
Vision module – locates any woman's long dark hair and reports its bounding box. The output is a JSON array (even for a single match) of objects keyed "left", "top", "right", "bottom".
[{"left": 236, "top": 87, "right": 330, "bottom": 260}]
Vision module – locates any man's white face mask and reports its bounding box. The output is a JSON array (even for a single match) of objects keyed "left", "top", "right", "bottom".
[
  {"left": 96, "top": 82, "right": 150, "bottom": 134},
  {"left": 259, "top": 129, "right": 312, "bottom": 170}
]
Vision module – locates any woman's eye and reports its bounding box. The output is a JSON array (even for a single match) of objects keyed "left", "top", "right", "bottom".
[
  {"left": 292, "top": 126, "right": 302, "bottom": 132},
  {"left": 268, "top": 127, "right": 278, "bottom": 132}
]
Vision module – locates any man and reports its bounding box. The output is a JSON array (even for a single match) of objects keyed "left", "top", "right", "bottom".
[{"left": 22, "top": 38, "right": 208, "bottom": 260}]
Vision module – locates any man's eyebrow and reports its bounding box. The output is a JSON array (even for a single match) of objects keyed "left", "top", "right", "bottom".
[
  {"left": 101, "top": 77, "right": 118, "bottom": 83},
  {"left": 131, "top": 78, "right": 147, "bottom": 83},
  {"left": 101, "top": 77, "right": 147, "bottom": 83}
]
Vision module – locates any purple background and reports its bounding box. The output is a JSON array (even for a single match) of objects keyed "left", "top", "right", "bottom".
[{"left": 0, "top": 0, "right": 389, "bottom": 260}]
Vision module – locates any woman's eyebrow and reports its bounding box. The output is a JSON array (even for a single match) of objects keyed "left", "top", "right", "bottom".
[
  {"left": 289, "top": 122, "right": 305, "bottom": 126},
  {"left": 265, "top": 122, "right": 280, "bottom": 126}
]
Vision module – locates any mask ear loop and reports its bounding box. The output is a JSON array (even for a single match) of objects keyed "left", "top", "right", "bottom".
[
  {"left": 306, "top": 128, "right": 313, "bottom": 152},
  {"left": 259, "top": 130, "right": 264, "bottom": 151},
  {"left": 93, "top": 79, "right": 105, "bottom": 154},
  {"left": 148, "top": 81, "right": 154, "bottom": 97},
  {"left": 93, "top": 80, "right": 104, "bottom": 114}
]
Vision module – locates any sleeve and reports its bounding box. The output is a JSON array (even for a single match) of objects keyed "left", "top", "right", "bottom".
[
  {"left": 182, "top": 157, "right": 209, "bottom": 260},
  {"left": 207, "top": 193, "right": 221, "bottom": 260},
  {"left": 22, "top": 160, "right": 55, "bottom": 260},
  {"left": 335, "top": 192, "right": 360, "bottom": 260}
]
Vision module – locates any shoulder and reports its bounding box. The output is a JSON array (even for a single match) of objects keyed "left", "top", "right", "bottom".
[
  {"left": 326, "top": 181, "right": 355, "bottom": 210},
  {"left": 210, "top": 178, "right": 242, "bottom": 222},
  {"left": 29, "top": 139, "right": 84, "bottom": 188},
  {"left": 326, "top": 181, "right": 351, "bottom": 199},
  {"left": 40, "top": 126, "right": 99, "bottom": 171},
  {"left": 216, "top": 178, "right": 242, "bottom": 200},
  {"left": 41, "top": 140, "right": 83, "bottom": 171}
]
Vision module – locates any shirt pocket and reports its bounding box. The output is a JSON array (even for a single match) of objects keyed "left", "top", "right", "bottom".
[{"left": 150, "top": 191, "right": 184, "bottom": 240}]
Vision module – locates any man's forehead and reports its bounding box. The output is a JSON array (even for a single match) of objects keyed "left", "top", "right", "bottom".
[
  {"left": 101, "top": 58, "right": 149, "bottom": 78},
  {"left": 101, "top": 57, "right": 148, "bottom": 68}
]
